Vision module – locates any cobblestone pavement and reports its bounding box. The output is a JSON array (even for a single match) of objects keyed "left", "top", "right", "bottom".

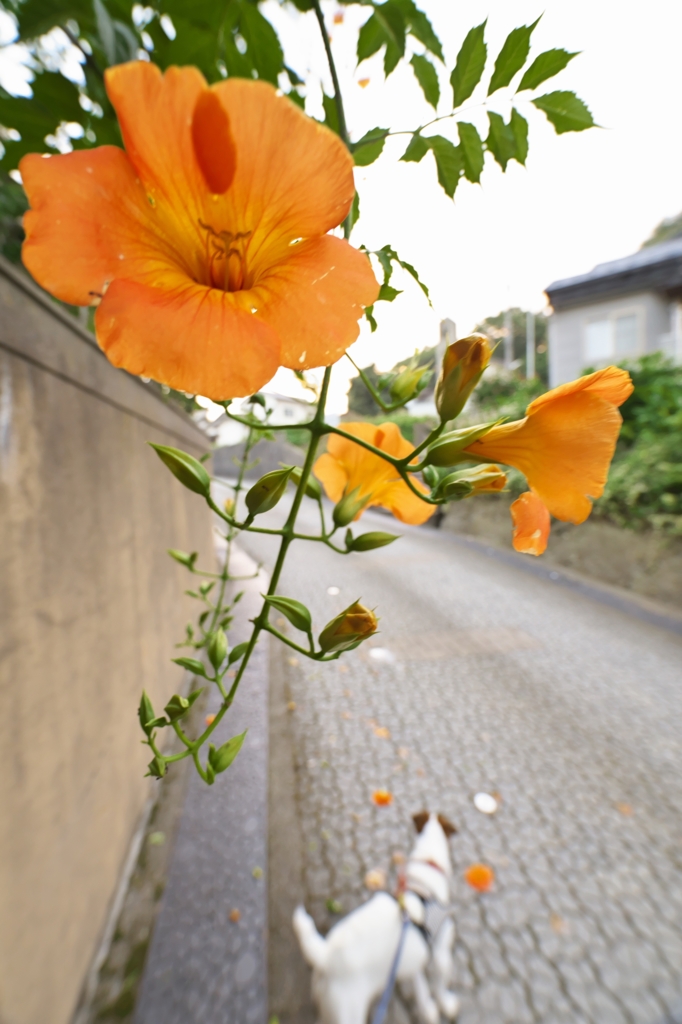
[{"left": 240, "top": 500, "right": 682, "bottom": 1024}]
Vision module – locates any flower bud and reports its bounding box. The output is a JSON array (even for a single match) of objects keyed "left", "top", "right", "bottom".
[
  {"left": 245, "top": 466, "right": 294, "bottom": 516},
  {"left": 332, "top": 486, "right": 371, "bottom": 527},
  {"left": 318, "top": 600, "right": 378, "bottom": 654},
  {"left": 435, "top": 333, "right": 492, "bottom": 422},
  {"left": 224, "top": 497, "right": 236, "bottom": 518},
  {"left": 435, "top": 464, "right": 507, "bottom": 501},
  {"left": 389, "top": 365, "right": 431, "bottom": 405},
  {"left": 289, "top": 465, "right": 322, "bottom": 500},
  {"left": 208, "top": 628, "right": 228, "bottom": 670},
  {"left": 424, "top": 420, "right": 498, "bottom": 467}
]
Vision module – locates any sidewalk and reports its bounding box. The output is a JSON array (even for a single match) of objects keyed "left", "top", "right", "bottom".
[{"left": 133, "top": 547, "right": 270, "bottom": 1024}]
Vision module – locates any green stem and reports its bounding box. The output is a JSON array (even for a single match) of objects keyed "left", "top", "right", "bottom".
[
  {"left": 311, "top": 0, "right": 349, "bottom": 147},
  {"left": 345, "top": 354, "right": 411, "bottom": 413},
  {"left": 192, "top": 368, "right": 333, "bottom": 754}
]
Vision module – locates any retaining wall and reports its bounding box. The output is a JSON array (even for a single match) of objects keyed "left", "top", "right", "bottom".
[{"left": 0, "top": 258, "right": 213, "bottom": 1024}]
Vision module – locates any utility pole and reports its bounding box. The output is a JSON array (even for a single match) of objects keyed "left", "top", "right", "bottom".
[
  {"left": 503, "top": 309, "right": 513, "bottom": 370},
  {"left": 526, "top": 311, "right": 535, "bottom": 379}
]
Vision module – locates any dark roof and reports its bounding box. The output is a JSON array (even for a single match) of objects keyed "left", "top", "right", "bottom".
[{"left": 546, "top": 238, "right": 682, "bottom": 310}]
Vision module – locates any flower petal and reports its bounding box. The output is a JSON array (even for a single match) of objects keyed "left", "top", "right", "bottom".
[
  {"left": 105, "top": 61, "right": 208, "bottom": 228},
  {"left": 372, "top": 478, "right": 436, "bottom": 525},
  {"left": 212, "top": 77, "right": 356, "bottom": 243},
  {"left": 95, "top": 276, "right": 280, "bottom": 399},
  {"left": 192, "top": 89, "right": 236, "bottom": 195},
  {"left": 251, "top": 236, "right": 378, "bottom": 369},
  {"left": 466, "top": 392, "right": 623, "bottom": 523},
  {"left": 527, "top": 365, "right": 633, "bottom": 414},
  {"left": 20, "top": 147, "right": 157, "bottom": 306},
  {"left": 313, "top": 452, "right": 348, "bottom": 503},
  {"left": 510, "top": 491, "right": 551, "bottom": 555}
]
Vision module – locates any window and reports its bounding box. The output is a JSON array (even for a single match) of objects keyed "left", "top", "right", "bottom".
[
  {"left": 584, "top": 309, "right": 641, "bottom": 363},
  {"left": 585, "top": 320, "right": 613, "bottom": 361},
  {"left": 615, "top": 314, "right": 638, "bottom": 357}
]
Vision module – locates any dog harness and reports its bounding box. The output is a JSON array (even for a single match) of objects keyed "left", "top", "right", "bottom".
[{"left": 370, "top": 869, "right": 454, "bottom": 1024}]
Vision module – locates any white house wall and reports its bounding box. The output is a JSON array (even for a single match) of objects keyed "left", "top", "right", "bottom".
[{"left": 548, "top": 291, "right": 672, "bottom": 386}]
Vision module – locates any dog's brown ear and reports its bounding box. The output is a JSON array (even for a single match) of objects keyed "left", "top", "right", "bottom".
[
  {"left": 412, "top": 810, "right": 429, "bottom": 833},
  {"left": 437, "top": 813, "right": 457, "bottom": 837}
]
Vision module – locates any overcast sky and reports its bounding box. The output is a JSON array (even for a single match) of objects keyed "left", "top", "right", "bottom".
[
  {"left": 267, "top": 0, "right": 682, "bottom": 409},
  {"left": 1, "top": 1, "right": 681, "bottom": 412}
]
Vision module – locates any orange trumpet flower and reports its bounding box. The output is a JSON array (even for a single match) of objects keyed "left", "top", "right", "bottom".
[
  {"left": 20, "top": 62, "right": 378, "bottom": 400},
  {"left": 463, "top": 366, "right": 633, "bottom": 554},
  {"left": 314, "top": 422, "right": 435, "bottom": 526}
]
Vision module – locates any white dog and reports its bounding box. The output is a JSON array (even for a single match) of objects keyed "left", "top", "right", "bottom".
[{"left": 293, "top": 811, "right": 460, "bottom": 1024}]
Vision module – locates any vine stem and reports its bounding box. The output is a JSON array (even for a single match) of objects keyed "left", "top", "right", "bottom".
[{"left": 311, "top": 0, "right": 349, "bottom": 147}]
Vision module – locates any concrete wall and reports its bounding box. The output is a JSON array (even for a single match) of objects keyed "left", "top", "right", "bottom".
[
  {"left": 548, "top": 291, "right": 673, "bottom": 385},
  {"left": 0, "top": 258, "right": 213, "bottom": 1024}
]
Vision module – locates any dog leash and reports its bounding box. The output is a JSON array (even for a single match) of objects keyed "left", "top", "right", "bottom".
[{"left": 370, "top": 908, "right": 410, "bottom": 1024}]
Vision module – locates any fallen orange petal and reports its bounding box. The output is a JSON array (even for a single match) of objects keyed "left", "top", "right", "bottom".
[
  {"left": 372, "top": 789, "right": 393, "bottom": 806},
  {"left": 358, "top": 78, "right": 370, "bottom": 88},
  {"left": 373, "top": 726, "right": 390, "bottom": 738},
  {"left": 205, "top": 714, "right": 216, "bottom": 726},
  {"left": 229, "top": 908, "right": 241, "bottom": 922},
  {"left": 465, "top": 864, "right": 495, "bottom": 892},
  {"left": 333, "top": 11, "right": 344, "bottom": 23},
  {"left": 616, "top": 802, "right": 633, "bottom": 816}
]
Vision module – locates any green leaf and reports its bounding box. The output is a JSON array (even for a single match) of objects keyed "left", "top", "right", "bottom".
[
  {"left": 532, "top": 90, "right": 596, "bottom": 133},
  {"left": 365, "top": 305, "right": 378, "bottom": 332},
  {"left": 239, "top": 1, "right": 285, "bottom": 85},
  {"left": 168, "top": 549, "right": 198, "bottom": 569},
  {"left": 322, "top": 92, "right": 340, "bottom": 136},
  {"left": 485, "top": 111, "right": 516, "bottom": 171},
  {"left": 519, "top": 48, "right": 578, "bottom": 92},
  {"left": 346, "top": 531, "right": 399, "bottom": 552},
  {"left": 149, "top": 444, "right": 211, "bottom": 497},
  {"left": 348, "top": 190, "right": 360, "bottom": 233},
  {"left": 488, "top": 18, "right": 541, "bottom": 96},
  {"left": 172, "top": 656, "right": 207, "bottom": 677},
  {"left": 510, "top": 108, "right": 529, "bottom": 164},
  {"left": 394, "top": 0, "right": 443, "bottom": 60},
  {"left": 352, "top": 127, "right": 389, "bottom": 166},
  {"left": 428, "top": 135, "right": 463, "bottom": 198},
  {"left": 410, "top": 54, "right": 439, "bottom": 109},
  {"left": 228, "top": 641, "right": 249, "bottom": 666},
  {"left": 400, "top": 132, "right": 429, "bottom": 163},
  {"left": 264, "top": 594, "right": 312, "bottom": 633},
  {"left": 378, "top": 283, "right": 401, "bottom": 302},
  {"left": 208, "top": 730, "right": 247, "bottom": 773},
  {"left": 457, "top": 121, "right": 484, "bottom": 183},
  {"left": 357, "top": 13, "right": 386, "bottom": 62},
  {"left": 450, "top": 21, "right": 487, "bottom": 107},
  {"left": 374, "top": 3, "right": 406, "bottom": 61},
  {"left": 395, "top": 255, "right": 431, "bottom": 302}
]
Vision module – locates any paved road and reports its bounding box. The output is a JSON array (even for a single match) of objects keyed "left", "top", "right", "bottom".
[{"left": 237, "top": 497, "right": 682, "bottom": 1024}]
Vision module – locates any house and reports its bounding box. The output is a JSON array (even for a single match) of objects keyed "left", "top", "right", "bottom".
[
  {"left": 194, "top": 391, "right": 315, "bottom": 447},
  {"left": 545, "top": 239, "right": 682, "bottom": 386}
]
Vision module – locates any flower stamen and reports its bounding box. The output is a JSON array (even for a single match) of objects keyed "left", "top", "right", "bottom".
[{"left": 198, "top": 220, "right": 252, "bottom": 292}]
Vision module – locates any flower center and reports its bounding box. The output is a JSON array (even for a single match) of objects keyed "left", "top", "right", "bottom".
[{"left": 199, "top": 220, "right": 252, "bottom": 292}]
